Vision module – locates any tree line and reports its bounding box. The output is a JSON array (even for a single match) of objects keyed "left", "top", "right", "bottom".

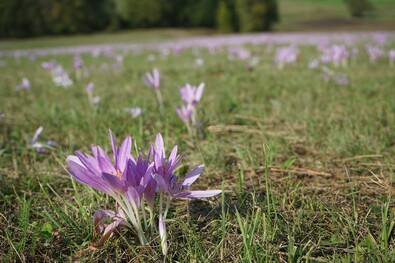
[{"left": 0, "top": 0, "right": 279, "bottom": 38}]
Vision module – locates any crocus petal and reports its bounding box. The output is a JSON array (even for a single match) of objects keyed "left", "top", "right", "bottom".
[
  {"left": 109, "top": 129, "right": 117, "bottom": 164},
  {"left": 175, "top": 190, "right": 222, "bottom": 198},
  {"left": 155, "top": 133, "right": 165, "bottom": 158},
  {"left": 179, "top": 164, "right": 204, "bottom": 189},
  {"left": 168, "top": 145, "right": 178, "bottom": 164},
  {"left": 93, "top": 209, "right": 116, "bottom": 236},
  {"left": 32, "top": 126, "right": 43, "bottom": 144},
  {"left": 97, "top": 150, "right": 116, "bottom": 174},
  {"left": 139, "top": 162, "right": 154, "bottom": 188},
  {"left": 75, "top": 151, "right": 101, "bottom": 174},
  {"left": 66, "top": 157, "right": 109, "bottom": 194},
  {"left": 93, "top": 218, "right": 125, "bottom": 248},
  {"left": 153, "top": 67, "right": 160, "bottom": 88},
  {"left": 153, "top": 174, "right": 171, "bottom": 195},
  {"left": 117, "top": 136, "right": 132, "bottom": 172},
  {"left": 196, "top": 83, "right": 205, "bottom": 102},
  {"left": 159, "top": 216, "right": 168, "bottom": 255},
  {"left": 92, "top": 145, "right": 113, "bottom": 170},
  {"left": 102, "top": 172, "right": 124, "bottom": 193},
  {"left": 126, "top": 187, "right": 141, "bottom": 209}
]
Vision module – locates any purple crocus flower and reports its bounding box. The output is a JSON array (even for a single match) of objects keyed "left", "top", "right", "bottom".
[
  {"left": 143, "top": 68, "right": 161, "bottom": 90},
  {"left": 176, "top": 104, "right": 194, "bottom": 122},
  {"left": 92, "top": 206, "right": 131, "bottom": 247},
  {"left": 27, "top": 126, "right": 56, "bottom": 153},
  {"left": 42, "top": 60, "right": 57, "bottom": 71},
  {"left": 159, "top": 216, "right": 168, "bottom": 255},
  {"left": 275, "top": 46, "right": 299, "bottom": 69},
  {"left": 17, "top": 78, "right": 31, "bottom": 90},
  {"left": 66, "top": 130, "right": 132, "bottom": 197},
  {"left": 153, "top": 164, "right": 221, "bottom": 199},
  {"left": 152, "top": 133, "right": 221, "bottom": 199},
  {"left": 228, "top": 47, "right": 251, "bottom": 60},
  {"left": 389, "top": 50, "right": 395, "bottom": 66},
  {"left": 152, "top": 133, "right": 184, "bottom": 182},
  {"left": 320, "top": 45, "right": 349, "bottom": 67},
  {"left": 85, "top": 82, "right": 95, "bottom": 93},
  {"left": 73, "top": 55, "right": 83, "bottom": 70},
  {"left": 179, "top": 83, "right": 204, "bottom": 106},
  {"left": 127, "top": 153, "right": 155, "bottom": 207},
  {"left": 365, "top": 45, "right": 384, "bottom": 62}
]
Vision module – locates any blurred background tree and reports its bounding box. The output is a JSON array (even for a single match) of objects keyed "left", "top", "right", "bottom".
[
  {"left": 236, "top": 0, "right": 279, "bottom": 32},
  {"left": 217, "top": 0, "right": 233, "bottom": 33},
  {"left": 0, "top": 0, "right": 279, "bottom": 38},
  {"left": 343, "top": 0, "right": 374, "bottom": 18}
]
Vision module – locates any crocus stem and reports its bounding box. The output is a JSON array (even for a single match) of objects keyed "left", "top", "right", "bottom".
[
  {"left": 155, "top": 89, "right": 164, "bottom": 114},
  {"left": 185, "top": 121, "right": 193, "bottom": 140},
  {"left": 163, "top": 197, "right": 172, "bottom": 218},
  {"left": 76, "top": 69, "right": 81, "bottom": 81},
  {"left": 116, "top": 195, "right": 148, "bottom": 245},
  {"left": 141, "top": 199, "right": 148, "bottom": 231},
  {"left": 159, "top": 191, "right": 163, "bottom": 217}
]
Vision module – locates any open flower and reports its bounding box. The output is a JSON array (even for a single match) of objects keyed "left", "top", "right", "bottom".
[
  {"left": 152, "top": 133, "right": 221, "bottom": 199},
  {"left": 154, "top": 164, "right": 221, "bottom": 199},
  {"left": 66, "top": 130, "right": 150, "bottom": 245},
  {"left": 152, "top": 133, "right": 184, "bottom": 182},
  {"left": 66, "top": 131, "right": 222, "bottom": 252},
  {"left": 66, "top": 130, "right": 131, "bottom": 197}
]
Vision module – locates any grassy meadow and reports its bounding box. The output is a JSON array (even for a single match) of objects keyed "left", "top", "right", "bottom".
[{"left": 1, "top": 32, "right": 395, "bottom": 262}]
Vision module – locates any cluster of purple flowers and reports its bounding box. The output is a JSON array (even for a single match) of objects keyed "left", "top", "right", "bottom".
[
  {"left": 365, "top": 45, "right": 385, "bottom": 62},
  {"left": 42, "top": 60, "right": 73, "bottom": 87},
  {"left": 228, "top": 46, "right": 251, "bottom": 60},
  {"left": 320, "top": 44, "right": 349, "bottom": 67},
  {"left": 66, "top": 131, "right": 220, "bottom": 254},
  {"left": 275, "top": 46, "right": 299, "bottom": 69}
]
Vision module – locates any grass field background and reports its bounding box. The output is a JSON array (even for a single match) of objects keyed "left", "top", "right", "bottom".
[
  {"left": 1, "top": 31, "right": 395, "bottom": 261},
  {"left": 1, "top": 1, "right": 395, "bottom": 261}
]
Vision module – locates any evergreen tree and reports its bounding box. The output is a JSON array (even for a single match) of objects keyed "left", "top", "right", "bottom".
[{"left": 217, "top": 0, "right": 233, "bottom": 33}]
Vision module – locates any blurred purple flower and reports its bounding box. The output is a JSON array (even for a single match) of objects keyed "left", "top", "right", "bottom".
[
  {"left": 365, "top": 45, "right": 384, "bottom": 62},
  {"left": 176, "top": 104, "right": 194, "bottom": 122},
  {"left": 42, "top": 60, "right": 57, "bottom": 71},
  {"left": 275, "top": 46, "right": 299, "bottom": 69},
  {"left": 27, "top": 126, "right": 56, "bottom": 153},
  {"left": 179, "top": 83, "right": 204, "bottom": 106},
  {"left": 85, "top": 82, "right": 95, "bottom": 93},
  {"left": 320, "top": 45, "right": 349, "bottom": 67},
  {"left": 73, "top": 55, "right": 83, "bottom": 69},
  {"left": 308, "top": 59, "right": 320, "bottom": 69},
  {"left": 228, "top": 47, "right": 251, "bottom": 60},
  {"left": 389, "top": 50, "right": 395, "bottom": 66},
  {"left": 143, "top": 68, "right": 161, "bottom": 90},
  {"left": 17, "top": 78, "right": 31, "bottom": 90}
]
